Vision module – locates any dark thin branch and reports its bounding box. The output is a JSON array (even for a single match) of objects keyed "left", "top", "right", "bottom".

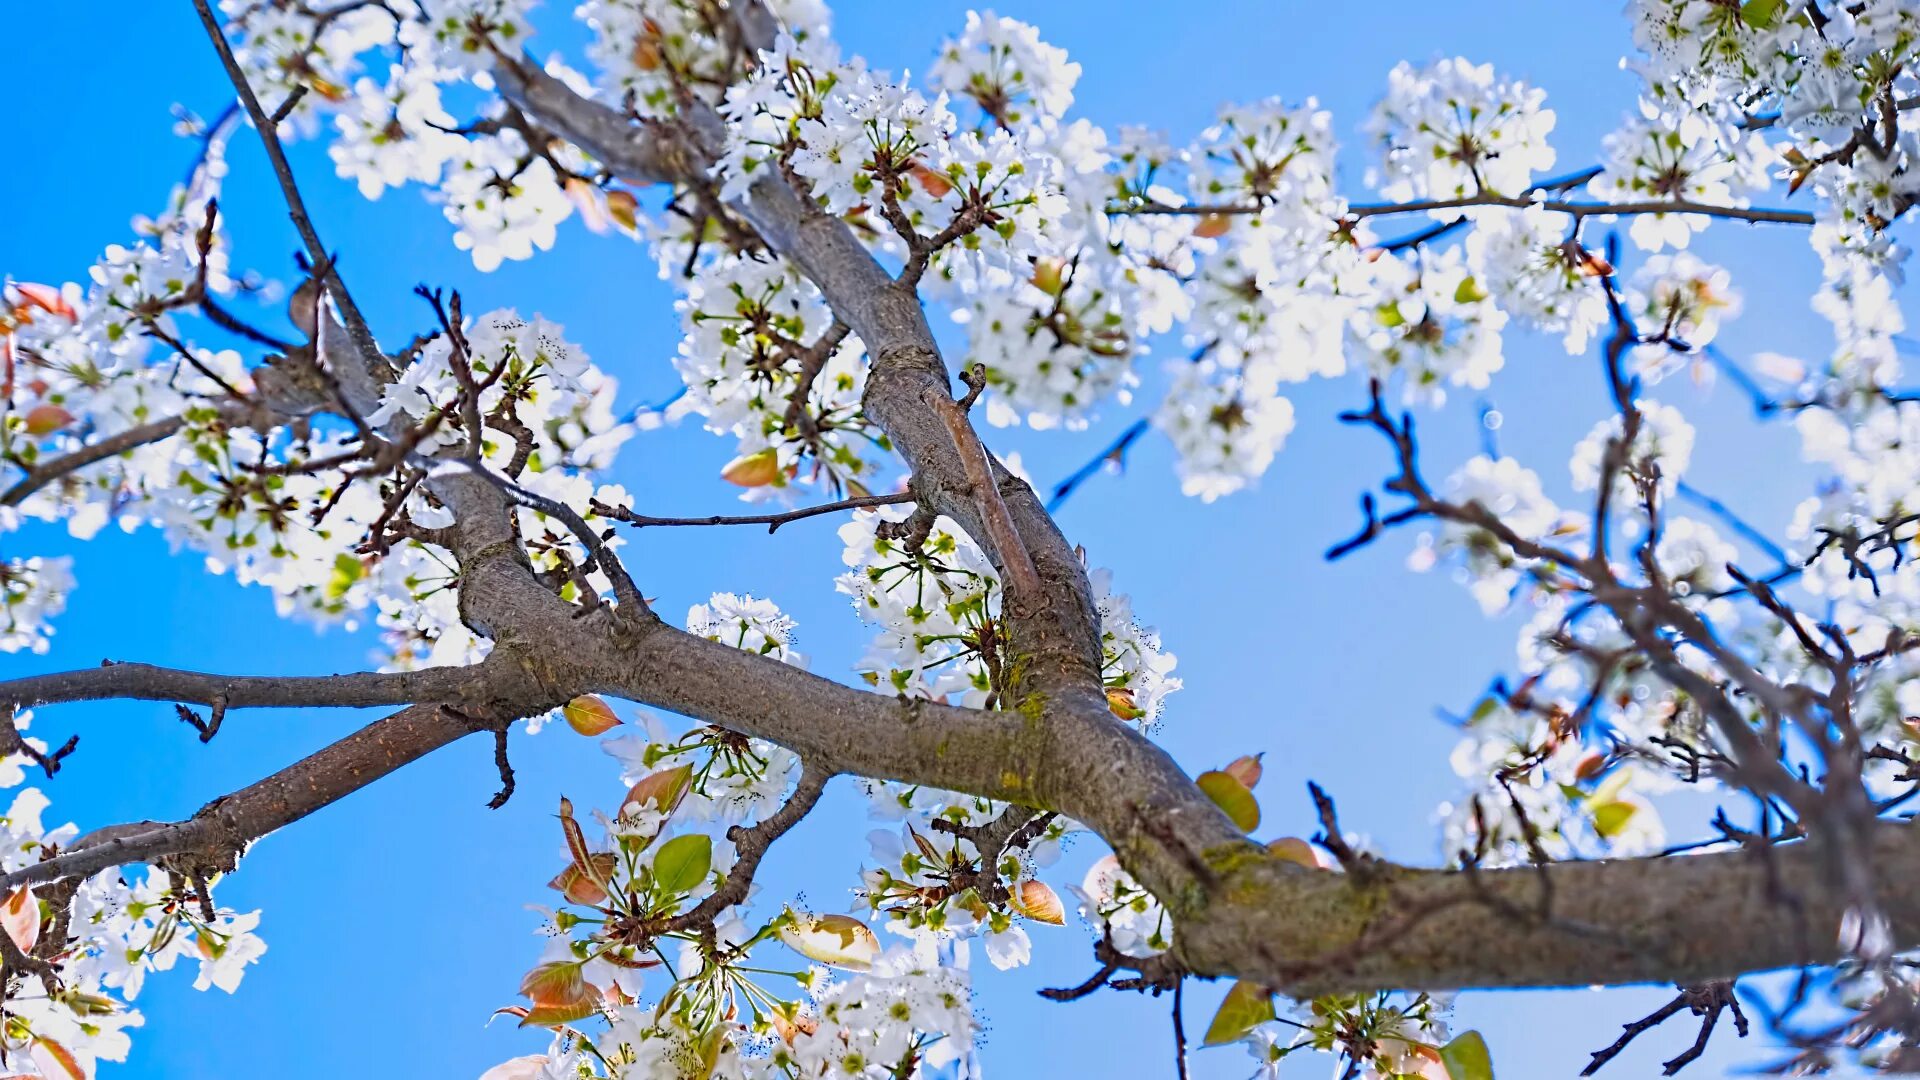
[
  {"left": 1674, "top": 480, "right": 1790, "bottom": 569},
  {"left": 1116, "top": 194, "right": 1815, "bottom": 227},
  {"left": 1582, "top": 981, "right": 1747, "bottom": 1076},
  {"left": 593, "top": 491, "right": 914, "bottom": 534},
  {"left": 1171, "top": 979, "right": 1191, "bottom": 1080},
  {"left": 190, "top": 0, "right": 387, "bottom": 381},
  {"left": 1046, "top": 419, "right": 1149, "bottom": 511},
  {"left": 173, "top": 696, "right": 226, "bottom": 743}
]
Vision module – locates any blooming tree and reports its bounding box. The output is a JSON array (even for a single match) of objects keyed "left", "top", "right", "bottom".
[{"left": 7, "top": 0, "right": 1920, "bottom": 1076}]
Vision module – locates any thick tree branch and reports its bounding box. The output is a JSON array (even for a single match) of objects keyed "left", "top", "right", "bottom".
[
  {"left": 496, "top": 59, "right": 1106, "bottom": 698},
  {"left": 0, "top": 659, "right": 511, "bottom": 714},
  {"left": 478, "top": 62, "right": 1920, "bottom": 1005},
  {"left": 0, "top": 702, "right": 524, "bottom": 894}
]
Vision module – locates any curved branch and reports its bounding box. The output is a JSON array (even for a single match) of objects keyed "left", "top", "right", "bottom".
[
  {"left": 0, "top": 702, "right": 507, "bottom": 893},
  {"left": 1, "top": 417, "right": 189, "bottom": 507},
  {"left": 665, "top": 760, "right": 831, "bottom": 932}
]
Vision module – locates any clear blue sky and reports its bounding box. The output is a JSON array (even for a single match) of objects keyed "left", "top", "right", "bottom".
[{"left": 0, "top": 2, "right": 1857, "bottom": 1076}]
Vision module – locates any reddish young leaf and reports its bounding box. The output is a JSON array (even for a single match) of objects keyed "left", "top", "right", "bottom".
[
  {"left": 0, "top": 885, "right": 38, "bottom": 954},
  {"left": 1223, "top": 753, "right": 1264, "bottom": 790},
  {"left": 623, "top": 763, "right": 695, "bottom": 818}
]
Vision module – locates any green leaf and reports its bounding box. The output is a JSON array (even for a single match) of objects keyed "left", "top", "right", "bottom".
[
  {"left": 1453, "top": 275, "right": 1489, "bottom": 304},
  {"left": 652, "top": 834, "right": 712, "bottom": 896},
  {"left": 1438, "top": 1030, "right": 1495, "bottom": 1080},
  {"left": 1197, "top": 770, "right": 1261, "bottom": 832},
  {"left": 1202, "top": 980, "right": 1275, "bottom": 1045},
  {"left": 1741, "top": 0, "right": 1785, "bottom": 29},
  {"left": 326, "top": 553, "right": 364, "bottom": 600},
  {"left": 1592, "top": 800, "right": 1638, "bottom": 839}
]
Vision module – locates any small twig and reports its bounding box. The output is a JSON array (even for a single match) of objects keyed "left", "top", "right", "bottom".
[
  {"left": 1307, "top": 780, "right": 1366, "bottom": 875},
  {"left": 0, "top": 710, "right": 76, "bottom": 778},
  {"left": 1581, "top": 981, "right": 1746, "bottom": 1076},
  {"left": 173, "top": 695, "right": 227, "bottom": 743},
  {"left": 956, "top": 362, "right": 988, "bottom": 411},
  {"left": 594, "top": 491, "right": 914, "bottom": 534},
  {"left": 486, "top": 722, "right": 515, "bottom": 809},
  {"left": 1171, "top": 979, "right": 1191, "bottom": 1080}
]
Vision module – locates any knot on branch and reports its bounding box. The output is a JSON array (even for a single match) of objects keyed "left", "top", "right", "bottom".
[
  {"left": 875, "top": 484, "right": 937, "bottom": 553},
  {"left": 174, "top": 696, "right": 227, "bottom": 743}
]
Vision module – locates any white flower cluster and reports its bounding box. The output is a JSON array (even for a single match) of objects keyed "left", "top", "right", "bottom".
[
  {"left": 217, "top": 3, "right": 611, "bottom": 272},
  {"left": 1068, "top": 854, "right": 1169, "bottom": 956},
  {"left": 686, "top": 591, "right": 806, "bottom": 667},
  {"left": 0, "top": 736, "right": 267, "bottom": 1078},
  {"left": 1370, "top": 57, "right": 1557, "bottom": 202},
  {"left": 668, "top": 252, "right": 879, "bottom": 499},
  {"left": 218, "top": 0, "right": 399, "bottom": 133},
  {"left": 415, "top": 0, "right": 536, "bottom": 74},
  {"left": 833, "top": 507, "right": 1176, "bottom": 719},
  {"left": 1627, "top": 0, "right": 1920, "bottom": 137},
  {"left": 835, "top": 506, "right": 1003, "bottom": 702},
  {"left": 955, "top": 259, "right": 1136, "bottom": 430},
  {"left": 0, "top": 556, "right": 74, "bottom": 656},
  {"left": 1569, "top": 398, "right": 1697, "bottom": 505},
  {"left": 1464, "top": 206, "right": 1609, "bottom": 354},
  {"left": 1412, "top": 455, "right": 1580, "bottom": 615},
  {"left": 1352, "top": 247, "right": 1508, "bottom": 406},
  {"left": 1152, "top": 358, "right": 1298, "bottom": 503},
  {"left": 857, "top": 809, "right": 1066, "bottom": 971},
  {"left": 1592, "top": 99, "right": 1774, "bottom": 251},
  {"left": 929, "top": 8, "right": 1081, "bottom": 127},
  {"left": 578, "top": 0, "right": 830, "bottom": 118},
  {"left": 437, "top": 117, "right": 585, "bottom": 272},
  {"left": 1627, "top": 251, "right": 1742, "bottom": 378},
  {"left": 328, "top": 63, "right": 469, "bottom": 201}
]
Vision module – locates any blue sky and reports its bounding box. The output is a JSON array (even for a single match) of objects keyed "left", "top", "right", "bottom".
[{"left": 0, "top": 1, "right": 1861, "bottom": 1076}]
